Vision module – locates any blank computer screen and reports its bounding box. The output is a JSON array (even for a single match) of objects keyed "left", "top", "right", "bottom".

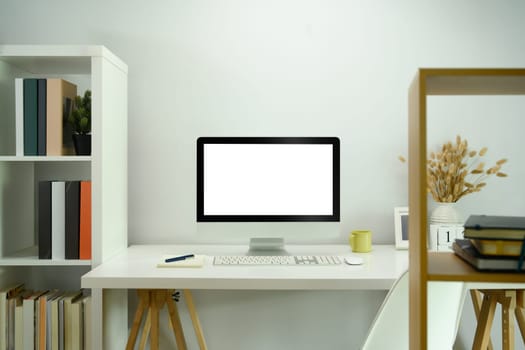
[{"left": 197, "top": 137, "right": 340, "bottom": 222}]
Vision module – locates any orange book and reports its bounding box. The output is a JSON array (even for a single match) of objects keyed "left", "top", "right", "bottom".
[{"left": 79, "top": 181, "right": 92, "bottom": 260}]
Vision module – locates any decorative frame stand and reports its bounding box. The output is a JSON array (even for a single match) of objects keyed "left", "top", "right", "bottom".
[{"left": 394, "top": 207, "right": 409, "bottom": 249}]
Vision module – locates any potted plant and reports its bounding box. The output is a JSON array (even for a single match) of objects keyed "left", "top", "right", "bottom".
[{"left": 68, "top": 90, "right": 92, "bottom": 155}]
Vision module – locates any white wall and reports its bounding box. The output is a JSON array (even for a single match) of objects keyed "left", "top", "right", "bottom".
[{"left": 2, "top": 0, "right": 525, "bottom": 348}]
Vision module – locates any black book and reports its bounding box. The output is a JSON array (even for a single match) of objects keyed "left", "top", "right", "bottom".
[
  {"left": 453, "top": 239, "right": 524, "bottom": 271},
  {"left": 38, "top": 181, "right": 52, "bottom": 259},
  {"left": 37, "top": 79, "right": 47, "bottom": 155},
  {"left": 23, "top": 78, "right": 38, "bottom": 156},
  {"left": 464, "top": 215, "right": 525, "bottom": 240},
  {"left": 65, "top": 181, "right": 80, "bottom": 259}
]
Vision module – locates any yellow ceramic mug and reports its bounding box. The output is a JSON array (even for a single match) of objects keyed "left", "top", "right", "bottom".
[{"left": 349, "top": 230, "right": 372, "bottom": 253}]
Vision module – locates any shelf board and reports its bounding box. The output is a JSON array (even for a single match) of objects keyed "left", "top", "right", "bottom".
[
  {"left": 427, "top": 252, "right": 525, "bottom": 283},
  {"left": 422, "top": 68, "right": 525, "bottom": 95},
  {"left": 0, "top": 45, "right": 128, "bottom": 74},
  {"left": 0, "top": 155, "right": 91, "bottom": 162},
  {"left": 0, "top": 246, "right": 91, "bottom": 266}
]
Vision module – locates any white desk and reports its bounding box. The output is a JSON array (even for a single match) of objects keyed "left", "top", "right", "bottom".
[
  {"left": 81, "top": 244, "right": 408, "bottom": 290},
  {"left": 81, "top": 244, "right": 408, "bottom": 349}
]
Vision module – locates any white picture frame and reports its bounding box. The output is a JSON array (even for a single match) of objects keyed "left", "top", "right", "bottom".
[{"left": 394, "top": 207, "right": 409, "bottom": 249}]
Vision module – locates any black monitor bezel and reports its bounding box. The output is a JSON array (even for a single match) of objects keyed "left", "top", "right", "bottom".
[{"left": 196, "top": 137, "right": 340, "bottom": 222}]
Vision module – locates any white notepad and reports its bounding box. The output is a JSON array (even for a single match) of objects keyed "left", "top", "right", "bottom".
[{"left": 157, "top": 255, "right": 205, "bottom": 268}]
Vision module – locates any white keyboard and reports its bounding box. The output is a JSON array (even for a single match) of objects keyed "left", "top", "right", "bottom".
[{"left": 213, "top": 255, "right": 342, "bottom": 266}]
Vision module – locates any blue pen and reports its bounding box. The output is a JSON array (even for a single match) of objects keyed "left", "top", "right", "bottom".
[{"left": 165, "top": 254, "right": 195, "bottom": 263}]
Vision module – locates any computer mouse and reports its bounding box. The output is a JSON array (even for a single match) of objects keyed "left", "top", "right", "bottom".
[{"left": 344, "top": 256, "right": 364, "bottom": 265}]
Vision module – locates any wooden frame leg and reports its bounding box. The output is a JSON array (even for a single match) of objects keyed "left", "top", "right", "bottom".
[
  {"left": 150, "top": 290, "right": 162, "bottom": 350},
  {"left": 500, "top": 291, "right": 516, "bottom": 350},
  {"left": 126, "top": 290, "right": 149, "bottom": 350},
  {"left": 183, "top": 290, "right": 208, "bottom": 350},
  {"left": 126, "top": 289, "right": 207, "bottom": 350},
  {"left": 472, "top": 291, "right": 498, "bottom": 350},
  {"left": 166, "top": 292, "right": 188, "bottom": 350},
  {"left": 515, "top": 291, "right": 525, "bottom": 344},
  {"left": 138, "top": 310, "right": 151, "bottom": 350},
  {"left": 470, "top": 290, "right": 494, "bottom": 350}
]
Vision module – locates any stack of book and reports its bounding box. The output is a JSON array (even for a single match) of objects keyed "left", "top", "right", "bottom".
[
  {"left": 452, "top": 215, "right": 525, "bottom": 271},
  {"left": 15, "top": 78, "right": 77, "bottom": 156},
  {"left": 38, "top": 181, "right": 91, "bottom": 260},
  {"left": 0, "top": 283, "right": 91, "bottom": 350}
]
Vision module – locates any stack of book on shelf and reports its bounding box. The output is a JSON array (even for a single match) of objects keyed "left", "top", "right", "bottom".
[
  {"left": 15, "top": 78, "right": 77, "bottom": 156},
  {"left": 38, "top": 181, "right": 91, "bottom": 260},
  {"left": 452, "top": 215, "right": 525, "bottom": 271},
  {"left": 0, "top": 284, "right": 91, "bottom": 350}
]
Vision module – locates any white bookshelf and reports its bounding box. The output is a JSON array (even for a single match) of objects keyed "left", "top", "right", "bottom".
[{"left": 0, "top": 45, "right": 128, "bottom": 349}]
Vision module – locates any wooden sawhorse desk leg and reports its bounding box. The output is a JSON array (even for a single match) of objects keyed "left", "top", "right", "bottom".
[
  {"left": 125, "top": 289, "right": 207, "bottom": 350},
  {"left": 471, "top": 290, "right": 525, "bottom": 350}
]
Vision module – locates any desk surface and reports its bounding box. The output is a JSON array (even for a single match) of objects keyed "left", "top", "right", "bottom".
[{"left": 81, "top": 244, "right": 408, "bottom": 290}]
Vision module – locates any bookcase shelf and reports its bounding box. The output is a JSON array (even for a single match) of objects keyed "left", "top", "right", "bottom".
[
  {"left": 0, "top": 156, "right": 91, "bottom": 162},
  {"left": 0, "top": 45, "right": 128, "bottom": 349},
  {"left": 0, "top": 246, "right": 92, "bottom": 266},
  {"left": 408, "top": 68, "right": 525, "bottom": 350}
]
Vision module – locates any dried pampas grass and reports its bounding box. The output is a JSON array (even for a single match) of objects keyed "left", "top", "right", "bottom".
[{"left": 400, "top": 135, "right": 508, "bottom": 203}]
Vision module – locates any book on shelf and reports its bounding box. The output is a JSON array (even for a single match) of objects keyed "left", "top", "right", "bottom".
[
  {"left": 464, "top": 214, "right": 525, "bottom": 240},
  {"left": 65, "top": 181, "right": 80, "bottom": 260},
  {"left": 51, "top": 181, "right": 66, "bottom": 260},
  {"left": 79, "top": 181, "right": 92, "bottom": 260},
  {"left": 453, "top": 239, "right": 525, "bottom": 271},
  {"left": 0, "top": 286, "right": 88, "bottom": 350},
  {"left": 50, "top": 292, "right": 65, "bottom": 350},
  {"left": 46, "top": 292, "right": 62, "bottom": 350},
  {"left": 23, "top": 78, "right": 38, "bottom": 156},
  {"left": 15, "top": 78, "right": 24, "bottom": 156},
  {"left": 471, "top": 239, "right": 523, "bottom": 257},
  {"left": 15, "top": 78, "right": 77, "bottom": 157},
  {"left": 70, "top": 295, "right": 89, "bottom": 350},
  {"left": 38, "top": 180, "right": 91, "bottom": 261},
  {"left": 14, "top": 298, "right": 23, "bottom": 350},
  {"left": 38, "top": 290, "right": 60, "bottom": 350},
  {"left": 23, "top": 290, "right": 48, "bottom": 350},
  {"left": 38, "top": 182, "right": 52, "bottom": 259},
  {"left": 37, "top": 79, "right": 47, "bottom": 156},
  {"left": 46, "top": 79, "right": 77, "bottom": 156},
  {"left": 62, "top": 291, "right": 82, "bottom": 350},
  {"left": 82, "top": 296, "right": 91, "bottom": 350},
  {"left": 0, "top": 283, "right": 24, "bottom": 350}
]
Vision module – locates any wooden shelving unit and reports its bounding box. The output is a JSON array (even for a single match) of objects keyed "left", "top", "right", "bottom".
[
  {"left": 408, "top": 68, "right": 525, "bottom": 350},
  {"left": 0, "top": 45, "right": 128, "bottom": 349}
]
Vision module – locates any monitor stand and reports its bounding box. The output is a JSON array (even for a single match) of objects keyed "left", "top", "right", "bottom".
[{"left": 248, "top": 237, "right": 288, "bottom": 256}]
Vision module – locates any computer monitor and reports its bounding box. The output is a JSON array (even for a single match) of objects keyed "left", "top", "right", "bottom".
[{"left": 197, "top": 137, "right": 340, "bottom": 223}]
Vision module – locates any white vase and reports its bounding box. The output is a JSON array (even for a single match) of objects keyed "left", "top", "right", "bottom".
[{"left": 430, "top": 202, "right": 463, "bottom": 225}]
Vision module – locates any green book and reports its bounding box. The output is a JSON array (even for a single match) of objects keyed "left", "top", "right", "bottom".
[
  {"left": 464, "top": 215, "right": 525, "bottom": 240},
  {"left": 23, "top": 78, "right": 38, "bottom": 156}
]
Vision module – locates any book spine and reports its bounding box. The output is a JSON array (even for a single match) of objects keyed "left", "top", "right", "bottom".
[
  {"left": 0, "top": 293, "right": 8, "bottom": 350},
  {"left": 82, "top": 296, "right": 91, "bottom": 350},
  {"left": 23, "top": 79, "right": 38, "bottom": 156},
  {"left": 51, "top": 296, "right": 61, "bottom": 350},
  {"left": 65, "top": 181, "right": 80, "bottom": 259},
  {"left": 14, "top": 300, "right": 23, "bottom": 350},
  {"left": 15, "top": 78, "right": 24, "bottom": 156},
  {"left": 22, "top": 298, "right": 35, "bottom": 350},
  {"left": 38, "top": 295, "right": 46, "bottom": 350},
  {"left": 37, "top": 79, "right": 47, "bottom": 156},
  {"left": 79, "top": 181, "right": 92, "bottom": 260},
  {"left": 51, "top": 182, "right": 66, "bottom": 260},
  {"left": 38, "top": 181, "right": 52, "bottom": 259}
]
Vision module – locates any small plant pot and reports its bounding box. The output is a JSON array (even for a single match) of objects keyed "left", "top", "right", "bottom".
[{"left": 73, "top": 134, "right": 91, "bottom": 155}]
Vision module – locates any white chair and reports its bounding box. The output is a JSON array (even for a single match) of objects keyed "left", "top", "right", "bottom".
[{"left": 361, "top": 270, "right": 467, "bottom": 350}]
